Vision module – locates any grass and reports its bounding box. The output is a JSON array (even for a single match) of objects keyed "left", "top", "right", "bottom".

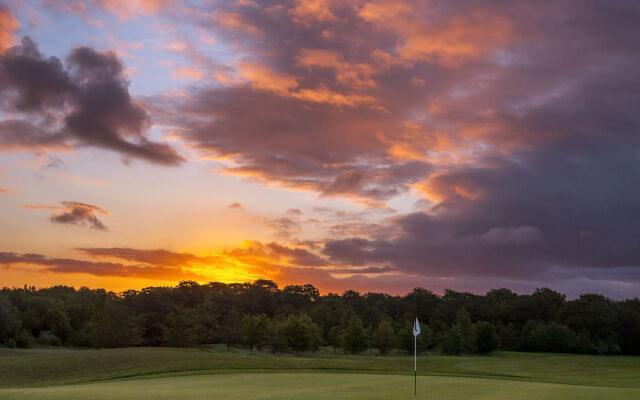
[{"left": 0, "top": 347, "right": 639, "bottom": 399}]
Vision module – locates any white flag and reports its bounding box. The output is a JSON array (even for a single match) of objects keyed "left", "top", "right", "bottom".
[{"left": 413, "top": 318, "right": 421, "bottom": 336}]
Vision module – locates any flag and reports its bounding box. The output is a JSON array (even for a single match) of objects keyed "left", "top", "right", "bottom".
[{"left": 413, "top": 318, "right": 420, "bottom": 336}]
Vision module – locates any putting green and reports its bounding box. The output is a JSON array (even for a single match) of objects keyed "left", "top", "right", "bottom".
[{"left": 0, "top": 373, "right": 638, "bottom": 400}]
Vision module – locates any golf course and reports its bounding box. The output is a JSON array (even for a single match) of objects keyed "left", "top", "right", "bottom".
[{"left": 1, "top": 347, "right": 639, "bottom": 399}]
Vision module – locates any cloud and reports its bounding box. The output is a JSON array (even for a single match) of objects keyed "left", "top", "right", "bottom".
[
  {"left": 144, "top": 0, "right": 640, "bottom": 297},
  {"left": 0, "top": 4, "right": 19, "bottom": 53},
  {"left": 76, "top": 247, "right": 218, "bottom": 266},
  {"left": 21, "top": 201, "right": 109, "bottom": 230},
  {"left": 0, "top": 251, "right": 204, "bottom": 280},
  {"left": 227, "top": 202, "right": 245, "bottom": 211},
  {"left": 50, "top": 201, "right": 109, "bottom": 230},
  {"left": 0, "top": 37, "right": 183, "bottom": 165}
]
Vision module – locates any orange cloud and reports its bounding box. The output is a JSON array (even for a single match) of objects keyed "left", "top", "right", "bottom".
[
  {"left": 359, "top": 2, "right": 512, "bottom": 66},
  {"left": 296, "top": 49, "right": 377, "bottom": 88},
  {"left": 290, "top": 0, "right": 337, "bottom": 23},
  {"left": 237, "top": 62, "right": 298, "bottom": 94},
  {"left": 214, "top": 10, "right": 261, "bottom": 35},
  {"left": 172, "top": 67, "right": 204, "bottom": 80},
  {"left": 237, "top": 62, "right": 374, "bottom": 106},
  {"left": 99, "top": 0, "right": 172, "bottom": 20},
  {"left": 0, "top": 5, "right": 19, "bottom": 53}
]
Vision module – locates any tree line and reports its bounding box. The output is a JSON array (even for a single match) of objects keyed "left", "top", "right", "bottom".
[{"left": 1, "top": 281, "right": 639, "bottom": 355}]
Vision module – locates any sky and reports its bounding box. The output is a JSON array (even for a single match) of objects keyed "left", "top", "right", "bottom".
[{"left": 1, "top": 0, "right": 639, "bottom": 299}]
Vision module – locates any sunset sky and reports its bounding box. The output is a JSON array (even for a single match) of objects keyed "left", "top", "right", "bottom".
[{"left": 1, "top": 0, "right": 639, "bottom": 298}]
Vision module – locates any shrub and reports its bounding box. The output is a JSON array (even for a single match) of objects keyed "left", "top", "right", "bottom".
[
  {"left": 37, "top": 330, "right": 61, "bottom": 346},
  {"left": 15, "top": 331, "right": 32, "bottom": 348}
]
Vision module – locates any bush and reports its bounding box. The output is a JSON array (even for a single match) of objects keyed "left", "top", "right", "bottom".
[
  {"left": 5, "top": 338, "right": 16, "bottom": 348},
  {"left": 530, "top": 322, "right": 576, "bottom": 353},
  {"left": 15, "top": 331, "right": 32, "bottom": 348},
  {"left": 37, "top": 330, "right": 62, "bottom": 346},
  {"left": 475, "top": 322, "right": 500, "bottom": 354}
]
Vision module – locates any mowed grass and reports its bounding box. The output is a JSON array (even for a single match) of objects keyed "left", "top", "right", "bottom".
[
  {"left": 0, "top": 347, "right": 639, "bottom": 399},
  {"left": 2, "top": 373, "right": 639, "bottom": 400}
]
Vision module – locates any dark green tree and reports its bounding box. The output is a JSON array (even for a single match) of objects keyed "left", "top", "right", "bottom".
[
  {"left": 242, "top": 313, "right": 269, "bottom": 351},
  {"left": 267, "top": 316, "right": 287, "bottom": 353},
  {"left": 219, "top": 309, "right": 242, "bottom": 349},
  {"left": 0, "top": 296, "right": 21, "bottom": 343},
  {"left": 455, "top": 308, "right": 476, "bottom": 353},
  {"left": 475, "top": 321, "right": 500, "bottom": 354},
  {"left": 88, "top": 300, "right": 141, "bottom": 348},
  {"left": 162, "top": 306, "right": 199, "bottom": 347},
  {"left": 440, "top": 325, "right": 464, "bottom": 355},
  {"left": 372, "top": 320, "right": 396, "bottom": 354},
  {"left": 328, "top": 325, "right": 343, "bottom": 353},
  {"left": 342, "top": 316, "right": 369, "bottom": 354},
  {"left": 284, "top": 313, "right": 319, "bottom": 353}
]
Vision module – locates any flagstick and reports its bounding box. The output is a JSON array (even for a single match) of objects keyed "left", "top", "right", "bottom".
[{"left": 414, "top": 333, "right": 417, "bottom": 395}]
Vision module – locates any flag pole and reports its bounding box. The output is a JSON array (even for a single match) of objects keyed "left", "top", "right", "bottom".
[{"left": 413, "top": 317, "right": 420, "bottom": 396}]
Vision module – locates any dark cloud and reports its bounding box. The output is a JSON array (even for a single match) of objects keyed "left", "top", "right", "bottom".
[
  {"left": 227, "top": 202, "right": 245, "bottom": 211},
  {"left": 148, "top": 0, "right": 640, "bottom": 296},
  {"left": 49, "top": 201, "right": 109, "bottom": 230},
  {"left": 225, "top": 240, "right": 329, "bottom": 267},
  {"left": 0, "top": 251, "right": 204, "bottom": 280},
  {"left": 22, "top": 201, "right": 109, "bottom": 230},
  {"left": 0, "top": 37, "right": 183, "bottom": 165},
  {"left": 76, "top": 247, "right": 217, "bottom": 266}
]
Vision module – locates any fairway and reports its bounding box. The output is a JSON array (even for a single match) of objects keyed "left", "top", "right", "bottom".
[{"left": 1, "top": 348, "right": 640, "bottom": 399}]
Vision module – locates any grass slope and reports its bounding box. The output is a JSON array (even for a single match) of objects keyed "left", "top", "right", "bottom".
[{"left": 0, "top": 347, "right": 639, "bottom": 399}]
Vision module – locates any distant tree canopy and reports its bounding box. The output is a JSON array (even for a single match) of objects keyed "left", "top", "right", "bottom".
[{"left": 1, "top": 282, "right": 639, "bottom": 356}]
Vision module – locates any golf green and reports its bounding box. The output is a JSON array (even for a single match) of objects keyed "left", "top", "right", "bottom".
[
  {"left": 1, "top": 373, "right": 639, "bottom": 400},
  {"left": 1, "top": 347, "right": 639, "bottom": 399}
]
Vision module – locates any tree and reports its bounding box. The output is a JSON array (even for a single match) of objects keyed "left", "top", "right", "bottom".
[
  {"left": 162, "top": 306, "right": 199, "bottom": 347},
  {"left": 88, "top": 300, "right": 141, "bottom": 348},
  {"left": 284, "top": 313, "right": 319, "bottom": 353},
  {"left": 267, "top": 316, "right": 287, "bottom": 353},
  {"left": 342, "top": 316, "right": 369, "bottom": 354},
  {"left": 328, "top": 325, "right": 343, "bottom": 353},
  {"left": 440, "top": 325, "right": 464, "bottom": 355},
  {"left": 455, "top": 308, "right": 476, "bottom": 353},
  {"left": 0, "top": 296, "right": 21, "bottom": 343},
  {"left": 530, "top": 322, "right": 576, "bottom": 353},
  {"left": 372, "top": 320, "right": 396, "bottom": 354},
  {"left": 242, "top": 313, "right": 269, "bottom": 351},
  {"left": 219, "top": 309, "right": 242, "bottom": 349},
  {"left": 475, "top": 321, "right": 500, "bottom": 354}
]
